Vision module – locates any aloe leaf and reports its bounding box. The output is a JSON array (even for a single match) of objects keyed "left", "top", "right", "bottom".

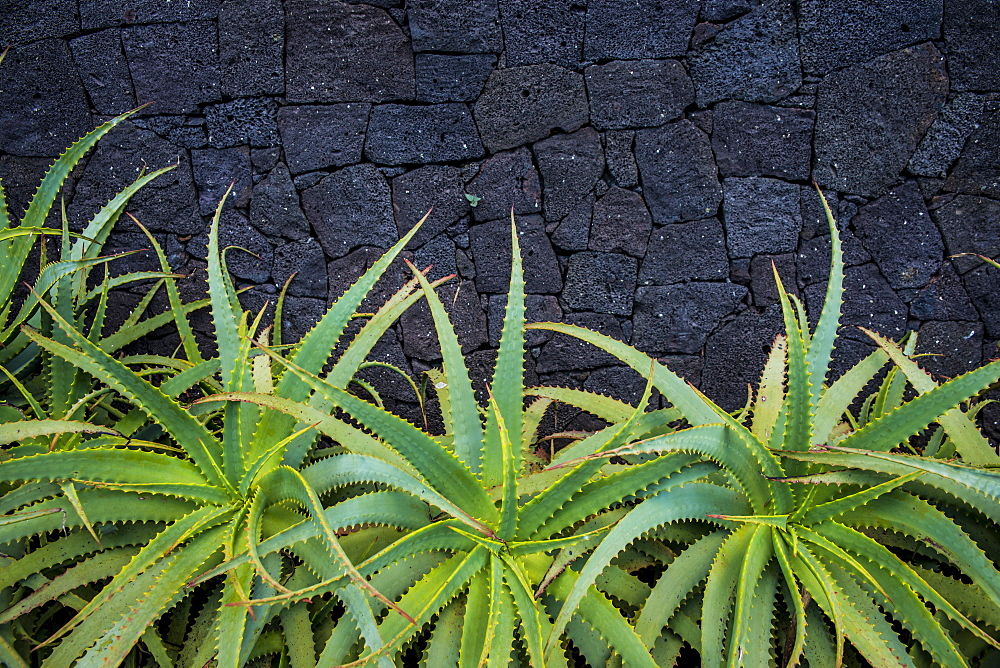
[
  {"left": 526, "top": 385, "right": 638, "bottom": 423},
  {"left": 774, "top": 264, "right": 814, "bottom": 453},
  {"left": 812, "top": 347, "right": 890, "bottom": 444},
  {"left": 546, "top": 482, "right": 747, "bottom": 653},
  {"left": 805, "top": 189, "right": 844, "bottom": 416},
  {"left": 863, "top": 328, "right": 1000, "bottom": 465},
  {"left": 97, "top": 296, "right": 211, "bottom": 354},
  {"left": 0, "top": 419, "right": 115, "bottom": 445},
  {"left": 423, "top": 598, "right": 463, "bottom": 667},
  {"left": 484, "top": 556, "right": 513, "bottom": 667},
  {"left": 753, "top": 334, "right": 787, "bottom": 442},
  {"left": 772, "top": 531, "right": 807, "bottom": 668},
  {"left": 727, "top": 526, "right": 774, "bottom": 668},
  {"left": 798, "top": 470, "right": 923, "bottom": 525}
]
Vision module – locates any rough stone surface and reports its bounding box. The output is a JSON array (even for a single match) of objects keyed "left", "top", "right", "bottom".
[
  {"left": 488, "top": 293, "right": 562, "bottom": 347},
  {"left": 944, "top": 110, "right": 1000, "bottom": 200},
  {"left": 564, "top": 252, "right": 637, "bottom": 316},
  {"left": 585, "top": 60, "right": 694, "bottom": 130},
  {"left": 366, "top": 104, "right": 484, "bottom": 165},
  {"left": 219, "top": 0, "right": 284, "bottom": 96},
  {"left": 688, "top": 0, "right": 801, "bottom": 107},
  {"left": 415, "top": 54, "right": 496, "bottom": 103},
  {"left": 70, "top": 30, "right": 135, "bottom": 115},
  {"left": 589, "top": 187, "right": 652, "bottom": 258},
  {"left": 798, "top": 0, "right": 942, "bottom": 76},
  {"left": 413, "top": 234, "right": 458, "bottom": 282},
  {"left": 918, "top": 320, "right": 984, "bottom": 379},
  {"left": 852, "top": 182, "right": 944, "bottom": 290},
  {"left": 301, "top": 165, "right": 398, "bottom": 259},
  {"left": 932, "top": 195, "right": 1000, "bottom": 274},
  {"left": 217, "top": 209, "right": 272, "bottom": 283},
  {"left": 701, "top": 0, "right": 761, "bottom": 22},
  {"left": 814, "top": 44, "right": 948, "bottom": 197},
  {"left": 909, "top": 94, "right": 985, "bottom": 178},
  {"left": 191, "top": 147, "right": 252, "bottom": 215},
  {"left": 408, "top": 0, "right": 502, "bottom": 53},
  {"left": 69, "top": 123, "right": 201, "bottom": 235},
  {"left": 272, "top": 238, "right": 328, "bottom": 298},
  {"left": 583, "top": 366, "right": 650, "bottom": 405},
  {"left": 475, "top": 65, "right": 588, "bottom": 152},
  {"left": 533, "top": 128, "right": 604, "bottom": 221},
  {"left": 910, "top": 265, "right": 979, "bottom": 321},
  {"left": 701, "top": 305, "right": 783, "bottom": 410},
  {"left": 122, "top": 22, "right": 220, "bottom": 115},
  {"left": 326, "top": 246, "right": 404, "bottom": 312},
  {"left": 963, "top": 265, "right": 1000, "bottom": 339},
  {"left": 535, "top": 312, "right": 627, "bottom": 372},
  {"left": 750, "top": 253, "right": 797, "bottom": 306},
  {"left": 470, "top": 216, "right": 562, "bottom": 294},
  {"left": 605, "top": 131, "right": 638, "bottom": 188},
  {"left": 584, "top": 0, "right": 699, "bottom": 60},
  {"left": 401, "top": 282, "right": 488, "bottom": 360},
  {"left": 712, "top": 101, "right": 814, "bottom": 179},
  {"left": 551, "top": 195, "right": 593, "bottom": 252},
  {"left": 277, "top": 104, "right": 370, "bottom": 174},
  {"left": 205, "top": 99, "right": 279, "bottom": 148},
  {"left": 80, "top": 0, "right": 218, "bottom": 28},
  {"left": 0, "top": 40, "right": 92, "bottom": 156},
  {"left": 465, "top": 148, "right": 542, "bottom": 223},
  {"left": 944, "top": 0, "right": 1000, "bottom": 91},
  {"left": 499, "top": 0, "right": 585, "bottom": 68},
  {"left": 250, "top": 164, "right": 310, "bottom": 240},
  {"left": 1, "top": 0, "right": 79, "bottom": 44},
  {"left": 278, "top": 296, "right": 327, "bottom": 343},
  {"left": 811, "top": 264, "right": 909, "bottom": 346},
  {"left": 392, "top": 166, "right": 470, "bottom": 247},
  {"left": 633, "top": 283, "right": 747, "bottom": 355},
  {"left": 635, "top": 121, "right": 722, "bottom": 224},
  {"left": 639, "top": 218, "right": 729, "bottom": 285},
  {"left": 285, "top": 0, "right": 414, "bottom": 103},
  {"left": 723, "top": 177, "right": 801, "bottom": 258}
]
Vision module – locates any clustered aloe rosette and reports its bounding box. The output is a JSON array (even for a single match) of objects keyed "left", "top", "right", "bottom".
[{"left": 1, "top": 107, "right": 1000, "bottom": 668}]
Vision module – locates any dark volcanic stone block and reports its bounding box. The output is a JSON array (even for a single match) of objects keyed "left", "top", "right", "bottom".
[
  {"left": 0, "top": 40, "right": 92, "bottom": 156},
  {"left": 796, "top": 226, "right": 871, "bottom": 287},
  {"left": 633, "top": 283, "right": 747, "bottom": 355},
  {"left": 393, "top": 166, "right": 470, "bottom": 247},
  {"left": 584, "top": 0, "right": 699, "bottom": 60},
  {"left": 909, "top": 94, "right": 985, "bottom": 178},
  {"left": 813, "top": 44, "right": 948, "bottom": 198},
  {"left": 326, "top": 246, "right": 406, "bottom": 311},
  {"left": 910, "top": 266, "right": 979, "bottom": 321},
  {"left": 285, "top": 0, "right": 414, "bottom": 103},
  {"left": 475, "top": 65, "right": 588, "bottom": 152},
  {"left": 219, "top": 0, "right": 284, "bottom": 96},
  {"left": 701, "top": 0, "right": 761, "bottom": 22},
  {"left": 533, "top": 128, "right": 604, "bottom": 222},
  {"left": 401, "top": 282, "right": 488, "bottom": 360},
  {"left": 918, "top": 320, "right": 984, "bottom": 379},
  {"left": 80, "top": 0, "right": 218, "bottom": 27},
  {"left": 931, "top": 195, "right": 1000, "bottom": 274},
  {"left": 585, "top": 60, "right": 694, "bottom": 130},
  {"left": 366, "top": 104, "right": 484, "bottom": 165},
  {"left": 712, "top": 101, "right": 814, "bottom": 180},
  {"left": 272, "top": 238, "right": 328, "bottom": 298},
  {"left": 122, "top": 22, "right": 220, "bottom": 115},
  {"left": 217, "top": 210, "right": 272, "bottom": 283},
  {"left": 605, "top": 131, "right": 638, "bottom": 188},
  {"left": 407, "top": 0, "right": 502, "bottom": 53},
  {"left": 301, "top": 165, "right": 398, "bottom": 259},
  {"left": 809, "top": 264, "right": 908, "bottom": 345},
  {"left": 278, "top": 296, "right": 327, "bottom": 343},
  {"left": 944, "top": 0, "right": 1000, "bottom": 91},
  {"left": 688, "top": 0, "right": 801, "bottom": 107},
  {"left": 551, "top": 195, "right": 593, "bottom": 252},
  {"left": 499, "top": 0, "right": 585, "bottom": 68},
  {"left": 635, "top": 121, "right": 722, "bottom": 224},
  {"left": 701, "top": 304, "right": 783, "bottom": 411},
  {"left": 469, "top": 216, "right": 561, "bottom": 294},
  {"left": 963, "top": 265, "right": 1000, "bottom": 338},
  {"left": 488, "top": 293, "right": 562, "bottom": 347},
  {"left": 465, "top": 148, "right": 542, "bottom": 223},
  {"left": 639, "top": 218, "right": 728, "bottom": 285},
  {"left": 1, "top": 0, "right": 79, "bottom": 43},
  {"left": 415, "top": 54, "right": 496, "bottom": 103},
  {"left": 205, "top": 99, "right": 279, "bottom": 148},
  {"left": 535, "top": 312, "right": 627, "bottom": 372},
  {"left": 564, "top": 252, "right": 637, "bottom": 316},
  {"left": 852, "top": 182, "right": 943, "bottom": 290},
  {"left": 191, "top": 148, "right": 252, "bottom": 216},
  {"left": 69, "top": 123, "right": 200, "bottom": 235},
  {"left": 723, "top": 177, "right": 801, "bottom": 258},
  {"left": 798, "top": 0, "right": 942, "bottom": 76},
  {"left": 584, "top": 366, "right": 649, "bottom": 405},
  {"left": 413, "top": 234, "right": 458, "bottom": 281},
  {"left": 750, "top": 253, "right": 797, "bottom": 306},
  {"left": 71, "top": 30, "right": 136, "bottom": 115},
  {"left": 589, "top": 187, "right": 652, "bottom": 258},
  {"left": 277, "top": 104, "right": 370, "bottom": 174},
  {"left": 944, "top": 110, "right": 1000, "bottom": 200},
  {"left": 250, "top": 164, "right": 310, "bottom": 240}
]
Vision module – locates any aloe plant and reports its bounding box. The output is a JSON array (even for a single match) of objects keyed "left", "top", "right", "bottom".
[
  {"left": 530, "top": 191, "right": 1000, "bottom": 666},
  {"left": 193, "top": 214, "right": 721, "bottom": 666},
  {"left": 0, "top": 193, "right": 450, "bottom": 665}
]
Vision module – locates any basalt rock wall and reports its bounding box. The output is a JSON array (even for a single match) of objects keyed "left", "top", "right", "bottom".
[{"left": 2, "top": 0, "right": 999, "bottom": 432}]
